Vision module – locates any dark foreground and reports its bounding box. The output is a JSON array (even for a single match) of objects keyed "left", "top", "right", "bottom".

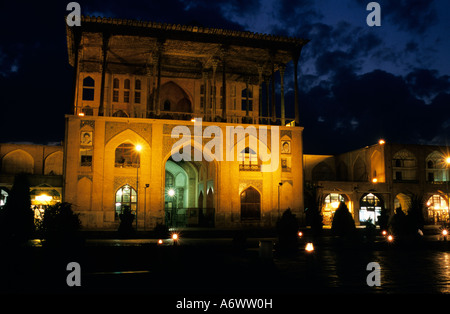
[{"left": 2, "top": 229, "right": 450, "bottom": 299}]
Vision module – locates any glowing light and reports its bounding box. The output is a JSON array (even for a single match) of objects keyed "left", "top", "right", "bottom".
[
  {"left": 305, "top": 242, "right": 314, "bottom": 252},
  {"left": 35, "top": 194, "right": 52, "bottom": 203},
  {"left": 135, "top": 144, "right": 142, "bottom": 152},
  {"left": 372, "top": 178, "right": 378, "bottom": 183},
  {"left": 379, "top": 139, "right": 385, "bottom": 145},
  {"left": 387, "top": 235, "right": 394, "bottom": 242},
  {"left": 168, "top": 189, "right": 175, "bottom": 197},
  {"left": 191, "top": 118, "right": 196, "bottom": 122},
  {"left": 382, "top": 230, "right": 387, "bottom": 236},
  {"left": 446, "top": 157, "right": 450, "bottom": 165},
  {"left": 78, "top": 112, "right": 85, "bottom": 117},
  {"left": 172, "top": 233, "right": 179, "bottom": 241},
  {"left": 331, "top": 201, "right": 340, "bottom": 209},
  {"left": 298, "top": 231, "right": 303, "bottom": 237},
  {"left": 443, "top": 230, "right": 448, "bottom": 236},
  {"left": 158, "top": 239, "right": 163, "bottom": 245}
]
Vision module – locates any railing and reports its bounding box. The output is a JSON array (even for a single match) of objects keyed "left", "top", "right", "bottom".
[
  {"left": 165, "top": 207, "right": 215, "bottom": 228},
  {"left": 74, "top": 106, "right": 297, "bottom": 126}
]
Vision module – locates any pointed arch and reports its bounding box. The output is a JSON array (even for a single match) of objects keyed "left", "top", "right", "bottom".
[
  {"left": 353, "top": 156, "right": 367, "bottom": 181},
  {"left": 240, "top": 186, "right": 261, "bottom": 220},
  {"left": 77, "top": 177, "right": 92, "bottom": 211},
  {"left": 44, "top": 151, "right": 63, "bottom": 175},
  {"left": 2, "top": 149, "right": 34, "bottom": 174},
  {"left": 159, "top": 81, "right": 192, "bottom": 113}
]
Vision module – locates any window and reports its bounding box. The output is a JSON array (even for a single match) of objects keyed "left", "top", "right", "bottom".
[
  {"left": 115, "top": 184, "right": 137, "bottom": 219},
  {"left": 239, "top": 147, "right": 259, "bottom": 171},
  {"left": 134, "top": 79, "right": 141, "bottom": 104},
  {"left": 426, "top": 151, "right": 448, "bottom": 182},
  {"left": 240, "top": 187, "right": 261, "bottom": 220},
  {"left": 163, "top": 100, "right": 171, "bottom": 111},
  {"left": 392, "top": 150, "right": 417, "bottom": 181},
  {"left": 241, "top": 88, "right": 253, "bottom": 111},
  {"left": 80, "top": 148, "right": 93, "bottom": 167},
  {"left": 322, "top": 193, "right": 346, "bottom": 225},
  {"left": 200, "top": 84, "right": 205, "bottom": 108},
  {"left": 124, "top": 79, "right": 130, "bottom": 103},
  {"left": 82, "top": 77, "right": 95, "bottom": 101},
  {"left": 115, "top": 143, "right": 140, "bottom": 168},
  {"left": 113, "top": 78, "right": 119, "bottom": 102}
]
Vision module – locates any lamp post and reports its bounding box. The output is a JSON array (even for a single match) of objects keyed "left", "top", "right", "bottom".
[
  {"left": 135, "top": 144, "right": 142, "bottom": 231},
  {"left": 278, "top": 182, "right": 283, "bottom": 217},
  {"left": 446, "top": 156, "right": 450, "bottom": 224}
]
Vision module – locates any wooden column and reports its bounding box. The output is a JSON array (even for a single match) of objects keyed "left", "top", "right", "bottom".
[
  {"left": 212, "top": 60, "right": 217, "bottom": 121},
  {"left": 265, "top": 76, "right": 270, "bottom": 121},
  {"left": 98, "top": 32, "right": 110, "bottom": 117},
  {"left": 155, "top": 40, "right": 164, "bottom": 116},
  {"left": 221, "top": 57, "right": 227, "bottom": 122},
  {"left": 245, "top": 78, "right": 250, "bottom": 117},
  {"left": 279, "top": 64, "right": 286, "bottom": 126},
  {"left": 293, "top": 49, "right": 301, "bottom": 126},
  {"left": 258, "top": 66, "right": 263, "bottom": 123},
  {"left": 271, "top": 61, "right": 276, "bottom": 123}
]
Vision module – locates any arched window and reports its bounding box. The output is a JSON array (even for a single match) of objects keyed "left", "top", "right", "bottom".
[
  {"left": 392, "top": 150, "right": 417, "bottom": 181},
  {"left": 82, "top": 76, "right": 95, "bottom": 101},
  {"left": 240, "top": 187, "right": 261, "bottom": 220},
  {"left": 115, "top": 143, "right": 140, "bottom": 168},
  {"left": 115, "top": 185, "right": 136, "bottom": 219},
  {"left": 426, "top": 151, "right": 447, "bottom": 182},
  {"left": 322, "top": 193, "right": 345, "bottom": 225},
  {"left": 239, "top": 147, "right": 259, "bottom": 171},
  {"left": 312, "top": 162, "right": 335, "bottom": 181},
  {"left": 163, "top": 100, "right": 171, "bottom": 111}
]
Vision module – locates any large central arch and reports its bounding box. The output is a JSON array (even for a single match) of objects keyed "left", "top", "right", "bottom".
[{"left": 163, "top": 141, "right": 218, "bottom": 228}]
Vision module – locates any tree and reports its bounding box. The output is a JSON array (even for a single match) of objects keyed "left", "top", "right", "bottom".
[
  {"left": 118, "top": 205, "right": 135, "bottom": 238},
  {"left": 407, "top": 193, "right": 425, "bottom": 233},
  {"left": 0, "top": 174, "right": 34, "bottom": 245},
  {"left": 331, "top": 201, "right": 356, "bottom": 237},
  {"left": 276, "top": 208, "right": 299, "bottom": 255},
  {"left": 39, "top": 202, "right": 82, "bottom": 247}
]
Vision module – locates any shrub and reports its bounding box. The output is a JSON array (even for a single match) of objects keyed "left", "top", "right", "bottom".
[
  {"left": 331, "top": 202, "right": 356, "bottom": 237},
  {"left": 39, "top": 202, "right": 82, "bottom": 246},
  {"left": 276, "top": 208, "right": 299, "bottom": 254}
]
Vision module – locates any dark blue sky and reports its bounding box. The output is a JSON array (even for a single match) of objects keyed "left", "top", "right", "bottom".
[{"left": 0, "top": 0, "right": 449, "bottom": 154}]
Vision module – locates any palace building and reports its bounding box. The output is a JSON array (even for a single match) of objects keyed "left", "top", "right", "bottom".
[
  {"left": 62, "top": 16, "right": 308, "bottom": 230},
  {"left": 1, "top": 16, "right": 448, "bottom": 232}
]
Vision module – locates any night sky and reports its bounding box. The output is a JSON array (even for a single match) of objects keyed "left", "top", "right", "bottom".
[{"left": 0, "top": 0, "right": 449, "bottom": 154}]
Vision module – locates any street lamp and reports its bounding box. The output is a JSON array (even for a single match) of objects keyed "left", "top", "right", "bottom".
[
  {"left": 446, "top": 156, "right": 450, "bottom": 224},
  {"left": 135, "top": 144, "right": 142, "bottom": 231},
  {"left": 278, "top": 182, "right": 283, "bottom": 217}
]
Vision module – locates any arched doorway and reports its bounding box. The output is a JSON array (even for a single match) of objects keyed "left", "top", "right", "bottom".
[
  {"left": 164, "top": 144, "right": 216, "bottom": 228},
  {"left": 359, "top": 193, "right": 384, "bottom": 224},
  {"left": 426, "top": 194, "right": 449, "bottom": 224},
  {"left": 322, "top": 193, "right": 350, "bottom": 226},
  {"left": 240, "top": 186, "right": 261, "bottom": 220},
  {"left": 115, "top": 184, "right": 137, "bottom": 220}
]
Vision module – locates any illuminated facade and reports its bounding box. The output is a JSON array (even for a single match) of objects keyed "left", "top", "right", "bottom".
[
  {"left": 0, "top": 143, "right": 63, "bottom": 220},
  {"left": 63, "top": 16, "right": 308, "bottom": 230},
  {"left": 304, "top": 142, "right": 450, "bottom": 226}
]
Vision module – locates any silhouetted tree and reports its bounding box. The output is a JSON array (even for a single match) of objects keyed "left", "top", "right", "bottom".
[
  {"left": 0, "top": 174, "right": 34, "bottom": 245},
  {"left": 331, "top": 201, "right": 356, "bottom": 237},
  {"left": 389, "top": 206, "right": 408, "bottom": 237},
  {"left": 39, "top": 202, "right": 82, "bottom": 247},
  {"left": 407, "top": 193, "right": 425, "bottom": 234},
  {"left": 276, "top": 208, "right": 299, "bottom": 254}
]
